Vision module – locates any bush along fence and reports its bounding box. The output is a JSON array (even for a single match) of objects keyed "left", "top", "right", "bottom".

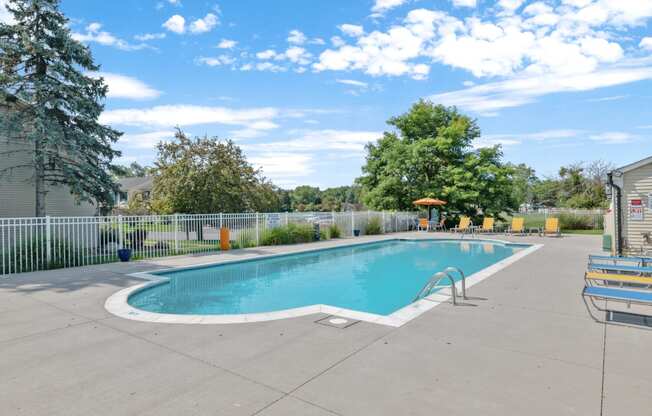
[
  {"left": 513, "top": 208, "right": 605, "bottom": 231},
  {"left": 0, "top": 211, "right": 418, "bottom": 276}
]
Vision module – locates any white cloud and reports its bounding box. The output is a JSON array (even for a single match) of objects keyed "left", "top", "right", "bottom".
[
  {"left": 452, "top": 0, "right": 477, "bottom": 7},
  {"left": 371, "top": 0, "right": 408, "bottom": 14},
  {"left": 283, "top": 46, "right": 312, "bottom": 65},
  {"left": 92, "top": 72, "right": 161, "bottom": 100},
  {"left": 580, "top": 37, "right": 623, "bottom": 62},
  {"left": 641, "top": 37, "right": 652, "bottom": 51},
  {"left": 72, "top": 23, "right": 148, "bottom": 51},
  {"left": 339, "top": 24, "right": 364, "bottom": 37},
  {"left": 0, "top": 0, "right": 14, "bottom": 24},
  {"left": 163, "top": 14, "right": 185, "bottom": 34},
  {"left": 586, "top": 94, "right": 628, "bottom": 102},
  {"left": 120, "top": 130, "right": 175, "bottom": 149},
  {"left": 498, "top": 0, "right": 525, "bottom": 13},
  {"left": 430, "top": 65, "right": 652, "bottom": 114},
  {"left": 249, "top": 153, "right": 315, "bottom": 182},
  {"left": 196, "top": 55, "right": 236, "bottom": 67},
  {"left": 331, "top": 36, "right": 346, "bottom": 47},
  {"left": 480, "top": 129, "right": 582, "bottom": 146},
  {"left": 248, "top": 129, "right": 381, "bottom": 153},
  {"left": 189, "top": 13, "right": 219, "bottom": 34},
  {"left": 256, "top": 62, "right": 286, "bottom": 72},
  {"left": 100, "top": 105, "right": 280, "bottom": 128},
  {"left": 562, "top": 0, "right": 592, "bottom": 7},
  {"left": 589, "top": 131, "right": 635, "bottom": 143},
  {"left": 287, "top": 29, "right": 307, "bottom": 45},
  {"left": 217, "top": 38, "right": 237, "bottom": 49},
  {"left": 134, "top": 32, "right": 166, "bottom": 41},
  {"left": 473, "top": 137, "right": 520, "bottom": 149},
  {"left": 313, "top": 0, "right": 651, "bottom": 91},
  {"left": 314, "top": 10, "right": 444, "bottom": 79},
  {"left": 256, "top": 49, "right": 277, "bottom": 60},
  {"left": 229, "top": 120, "right": 280, "bottom": 139},
  {"left": 336, "top": 79, "right": 369, "bottom": 88}
]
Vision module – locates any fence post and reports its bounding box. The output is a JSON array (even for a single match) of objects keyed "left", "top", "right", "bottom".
[
  {"left": 45, "top": 216, "right": 52, "bottom": 265},
  {"left": 174, "top": 213, "right": 179, "bottom": 253},
  {"left": 382, "top": 211, "right": 386, "bottom": 234},
  {"left": 285, "top": 212, "right": 289, "bottom": 225},
  {"left": 219, "top": 212, "right": 223, "bottom": 229},
  {"left": 118, "top": 215, "right": 124, "bottom": 249},
  {"left": 256, "top": 213, "right": 260, "bottom": 246},
  {"left": 351, "top": 211, "right": 355, "bottom": 236}
]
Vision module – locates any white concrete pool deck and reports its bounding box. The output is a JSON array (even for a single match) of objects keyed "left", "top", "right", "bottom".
[{"left": 1, "top": 232, "right": 651, "bottom": 415}]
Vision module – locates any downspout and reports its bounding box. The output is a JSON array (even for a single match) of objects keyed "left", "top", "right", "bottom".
[{"left": 607, "top": 172, "right": 623, "bottom": 255}]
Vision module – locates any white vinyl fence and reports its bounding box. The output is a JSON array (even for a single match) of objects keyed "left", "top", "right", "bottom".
[{"left": 0, "top": 211, "right": 418, "bottom": 276}]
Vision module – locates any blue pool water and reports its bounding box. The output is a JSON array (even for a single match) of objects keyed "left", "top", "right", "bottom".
[{"left": 129, "top": 239, "right": 527, "bottom": 316}]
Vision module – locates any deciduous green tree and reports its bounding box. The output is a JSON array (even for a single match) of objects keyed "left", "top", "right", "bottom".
[
  {"left": 291, "top": 185, "right": 321, "bottom": 211},
  {"left": 357, "top": 100, "right": 517, "bottom": 217},
  {"left": 151, "top": 129, "right": 279, "bottom": 214},
  {"left": 0, "top": 0, "right": 121, "bottom": 216},
  {"left": 508, "top": 163, "right": 538, "bottom": 207}
]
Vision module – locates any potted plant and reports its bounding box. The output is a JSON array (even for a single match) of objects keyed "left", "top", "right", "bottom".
[
  {"left": 117, "top": 228, "right": 147, "bottom": 262},
  {"left": 117, "top": 247, "right": 132, "bottom": 262}
]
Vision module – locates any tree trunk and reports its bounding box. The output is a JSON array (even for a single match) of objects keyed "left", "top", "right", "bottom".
[{"left": 34, "top": 138, "right": 47, "bottom": 217}]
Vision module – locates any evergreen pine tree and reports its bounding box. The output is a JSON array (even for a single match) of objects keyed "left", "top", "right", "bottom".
[{"left": 0, "top": 0, "right": 121, "bottom": 216}]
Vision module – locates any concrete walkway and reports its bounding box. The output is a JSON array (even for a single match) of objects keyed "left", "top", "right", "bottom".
[{"left": 0, "top": 233, "right": 650, "bottom": 415}]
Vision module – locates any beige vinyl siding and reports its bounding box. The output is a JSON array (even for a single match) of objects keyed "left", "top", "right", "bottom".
[
  {"left": 620, "top": 164, "right": 652, "bottom": 252},
  {"left": 0, "top": 105, "right": 96, "bottom": 218}
]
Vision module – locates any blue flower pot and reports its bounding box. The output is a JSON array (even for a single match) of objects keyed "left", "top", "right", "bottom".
[
  {"left": 117, "top": 248, "right": 132, "bottom": 262},
  {"left": 353, "top": 229, "right": 361, "bottom": 237}
]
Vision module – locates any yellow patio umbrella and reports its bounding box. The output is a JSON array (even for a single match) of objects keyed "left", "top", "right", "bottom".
[{"left": 413, "top": 198, "right": 447, "bottom": 220}]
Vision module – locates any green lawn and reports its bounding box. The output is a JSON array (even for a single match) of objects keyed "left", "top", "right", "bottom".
[{"left": 562, "top": 229, "right": 603, "bottom": 235}]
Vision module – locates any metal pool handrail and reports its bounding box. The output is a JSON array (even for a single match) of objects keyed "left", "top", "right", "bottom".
[
  {"left": 443, "top": 266, "right": 467, "bottom": 300},
  {"left": 414, "top": 271, "right": 457, "bottom": 305},
  {"left": 414, "top": 267, "right": 467, "bottom": 304}
]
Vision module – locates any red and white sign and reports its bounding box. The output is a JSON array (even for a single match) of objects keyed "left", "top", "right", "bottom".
[{"left": 630, "top": 199, "right": 644, "bottom": 221}]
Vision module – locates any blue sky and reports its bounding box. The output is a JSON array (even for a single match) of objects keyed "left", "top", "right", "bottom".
[{"left": 3, "top": 0, "right": 651, "bottom": 188}]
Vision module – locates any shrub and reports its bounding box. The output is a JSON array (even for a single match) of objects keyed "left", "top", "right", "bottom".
[
  {"left": 125, "top": 228, "right": 147, "bottom": 250},
  {"left": 327, "top": 224, "right": 341, "bottom": 239},
  {"left": 558, "top": 213, "right": 601, "bottom": 230},
  {"left": 365, "top": 217, "right": 382, "bottom": 235},
  {"left": 260, "top": 223, "right": 316, "bottom": 246},
  {"left": 98, "top": 227, "right": 119, "bottom": 247},
  {"left": 232, "top": 229, "right": 256, "bottom": 249}
]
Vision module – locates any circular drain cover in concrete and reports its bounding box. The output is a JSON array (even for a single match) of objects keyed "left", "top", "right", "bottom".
[{"left": 315, "top": 315, "right": 360, "bottom": 329}]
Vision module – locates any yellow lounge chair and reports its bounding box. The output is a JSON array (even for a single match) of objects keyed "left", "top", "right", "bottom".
[
  {"left": 544, "top": 217, "right": 560, "bottom": 237},
  {"left": 451, "top": 216, "right": 471, "bottom": 233},
  {"left": 417, "top": 218, "right": 429, "bottom": 231},
  {"left": 506, "top": 217, "right": 525, "bottom": 235},
  {"left": 478, "top": 217, "right": 494, "bottom": 233},
  {"left": 585, "top": 271, "right": 652, "bottom": 286}
]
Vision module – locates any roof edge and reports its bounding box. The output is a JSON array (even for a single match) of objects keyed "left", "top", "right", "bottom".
[{"left": 613, "top": 155, "right": 652, "bottom": 174}]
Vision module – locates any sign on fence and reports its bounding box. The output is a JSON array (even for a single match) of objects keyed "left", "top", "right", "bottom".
[{"left": 267, "top": 213, "right": 281, "bottom": 228}]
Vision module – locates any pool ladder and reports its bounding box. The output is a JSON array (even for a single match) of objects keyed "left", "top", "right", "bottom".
[{"left": 413, "top": 267, "right": 467, "bottom": 305}]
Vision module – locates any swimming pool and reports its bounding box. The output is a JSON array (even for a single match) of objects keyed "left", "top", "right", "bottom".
[{"left": 127, "top": 239, "right": 530, "bottom": 318}]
